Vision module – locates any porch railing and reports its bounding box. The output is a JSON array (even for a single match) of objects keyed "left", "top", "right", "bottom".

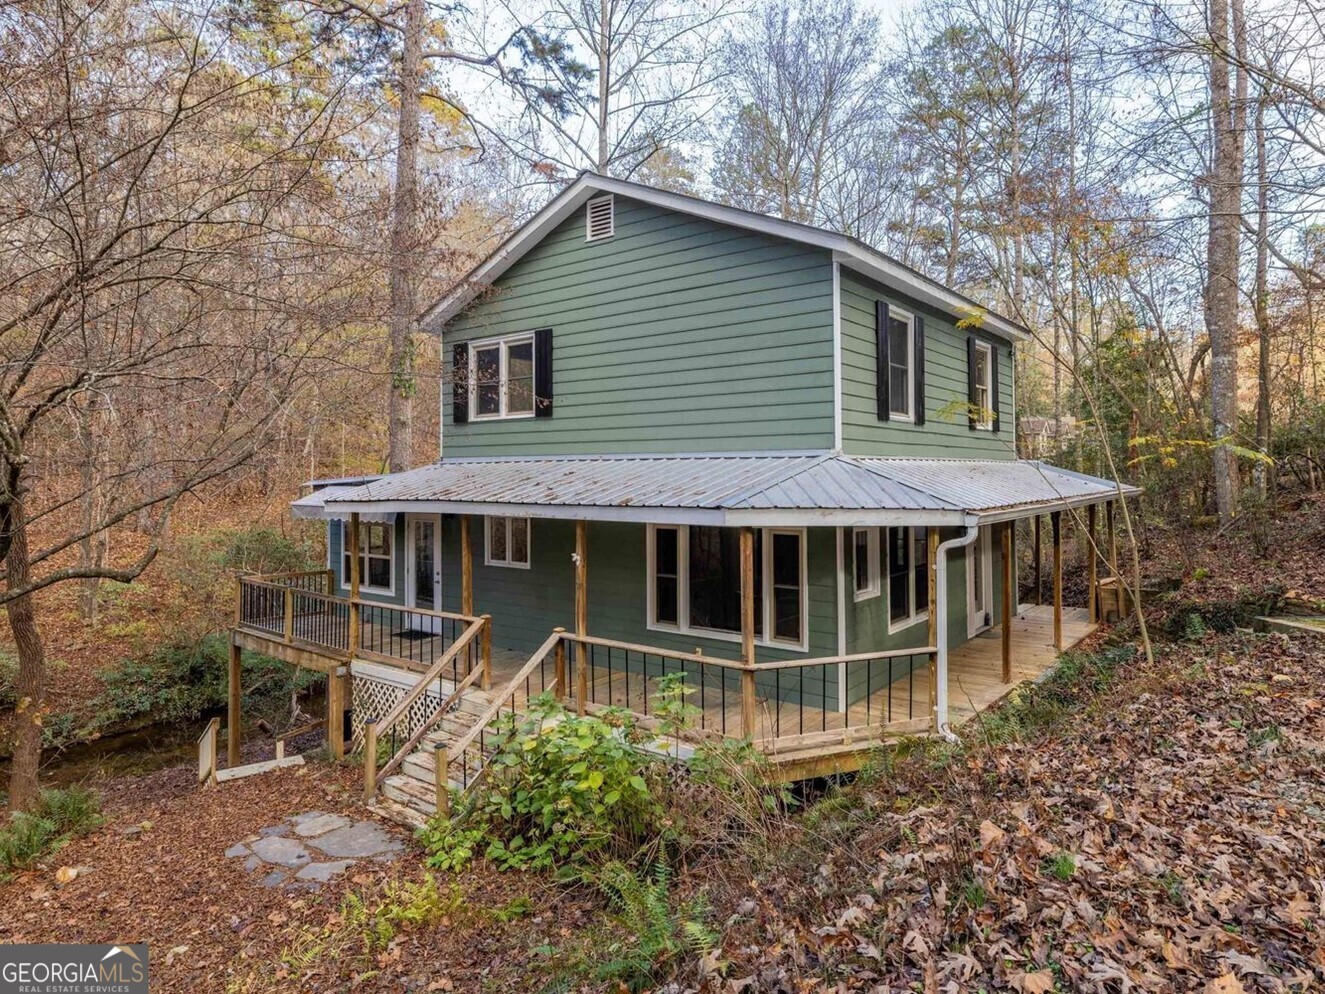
[{"left": 233, "top": 575, "right": 488, "bottom": 673}]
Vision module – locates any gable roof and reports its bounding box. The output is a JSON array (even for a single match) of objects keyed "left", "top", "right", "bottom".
[{"left": 421, "top": 173, "right": 1031, "bottom": 344}]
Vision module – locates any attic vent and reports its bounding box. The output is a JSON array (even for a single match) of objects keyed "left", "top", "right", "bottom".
[{"left": 585, "top": 195, "right": 614, "bottom": 241}]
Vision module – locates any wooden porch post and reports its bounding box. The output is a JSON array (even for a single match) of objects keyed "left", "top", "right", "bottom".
[
  {"left": 1033, "top": 515, "right": 1042, "bottom": 605},
  {"left": 347, "top": 513, "right": 361, "bottom": 657},
  {"left": 326, "top": 666, "right": 347, "bottom": 760},
  {"left": 227, "top": 637, "right": 242, "bottom": 767},
  {"left": 1001, "top": 521, "right": 1014, "bottom": 683},
  {"left": 461, "top": 515, "right": 474, "bottom": 616},
  {"left": 1106, "top": 499, "right": 1118, "bottom": 577},
  {"left": 1087, "top": 503, "right": 1099, "bottom": 624},
  {"left": 926, "top": 527, "right": 940, "bottom": 729},
  {"left": 739, "top": 526, "right": 757, "bottom": 740},
  {"left": 575, "top": 520, "right": 588, "bottom": 715},
  {"left": 1051, "top": 510, "right": 1063, "bottom": 650}
]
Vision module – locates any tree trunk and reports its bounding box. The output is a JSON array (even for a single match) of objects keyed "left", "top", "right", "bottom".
[
  {"left": 5, "top": 500, "right": 46, "bottom": 814},
  {"left": 1253, "top": 95, "right": 1272, "bottom": 497},
  {"left": 597, "top": 0, "right": 611, "bottom": 172},
  {"left": 1204, "top": 0, "right": 1247, "bottom": 526},
  {"left": 386, "top": 0, "right": 424, "bottom": 474}
]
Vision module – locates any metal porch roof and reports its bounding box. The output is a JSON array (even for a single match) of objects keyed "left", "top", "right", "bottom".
[{"left": 303, "top": 453, "right": 1135, "bottom": 527}]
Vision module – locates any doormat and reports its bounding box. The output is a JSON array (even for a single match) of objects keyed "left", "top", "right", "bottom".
[{"left": 391, "top": 629, "right": 435, "bottom": 641}]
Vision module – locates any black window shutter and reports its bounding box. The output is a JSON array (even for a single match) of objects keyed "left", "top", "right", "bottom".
[
  {"left": 966, "top": 335, "right": 978, "bottom": 431},
  {"left": 991, "top": 345, "right": 1002, "bottom": 433},
  {"left": 452, "top": 342, "right": 469, "bottom": 425},
  {"left": 913, "top": 316, "right": 926, "bottom": 426},
  {"left": 534, "top": 328, "right": 553, "bottom": 418},
  {"left": 875, "top": 300, "right": 890, "bottom": 421}
]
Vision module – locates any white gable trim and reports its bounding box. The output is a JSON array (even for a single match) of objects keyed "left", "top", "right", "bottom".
[{"left": 421, "top": 173, "right": 1030, "bottom": 344}]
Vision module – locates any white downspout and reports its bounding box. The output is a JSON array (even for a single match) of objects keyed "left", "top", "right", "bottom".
[{"left": 934, "top": 520, "right": 980, "bottom": 742}]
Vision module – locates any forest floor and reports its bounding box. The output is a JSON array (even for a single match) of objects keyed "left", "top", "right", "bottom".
[{"left": 1, "top": 490, "right": 1323, "bottom": 991}]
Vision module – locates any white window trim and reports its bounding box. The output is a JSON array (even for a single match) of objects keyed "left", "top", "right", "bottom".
[
  {"left": 339, "top": 520, "right": 395, "bottom": 596},
  {"left": 886, "top": 526, "right": 930, "bottom": 634},
  {"left": 485, "top": 515, "right": 532, "bottom": 569},
  {"left": 973, "top": 340, "right": 995, "bottom": 431},
  {"left": 585, "top": 194, "right": 615, "bottom": 241},
  {"left": 469, "top": 333, "right": 536, "bottom": 422},
  {"left": 888, "top": 306, "right": 915, "bottom": 423},
  {"left": 852, "top": 527, "right": 880, "bottom": 602},
  {"left": 645, "top": 524, "right": 809, "bottom": 652}
]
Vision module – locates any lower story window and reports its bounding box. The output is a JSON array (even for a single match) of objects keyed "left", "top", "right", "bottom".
[
  {"left": 649, "top": 525, "right": 805, "bottom": 648},
  {"left": 343, "top": 520, "right": 393, "bottom": 592},
  {"left": 486, "top": 515, "right": 530, "bottom": 568},
  {"left": 887, "top": 526, "right": 930, "bottom": 628}
]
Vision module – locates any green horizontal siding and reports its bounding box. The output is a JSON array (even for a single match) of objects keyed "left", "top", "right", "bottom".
[
  {"left": 442, "top": 196, "right": 836, "bottom": 455},
  {"left": 839, "top": 268, "right": 1017, "bottom": 459}
]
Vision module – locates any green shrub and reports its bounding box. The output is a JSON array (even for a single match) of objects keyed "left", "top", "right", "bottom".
[
  {"left": 0, "top": 786, "right": 102, "bottom": 876},
  {"left": 423, "top": 696, "right": 666, "bottom": 873}
]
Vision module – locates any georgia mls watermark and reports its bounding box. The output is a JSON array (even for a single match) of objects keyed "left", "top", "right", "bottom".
[{"left": 1, "top": 944, "right": 148, "bottom": 994}]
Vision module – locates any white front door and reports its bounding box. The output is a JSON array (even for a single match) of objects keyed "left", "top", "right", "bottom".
[
  {"left": 967, "top": 525, "right": 993, "bottom": 637},
  {"left": 405, "top": 515, "right": 442, "bottom": 630}
]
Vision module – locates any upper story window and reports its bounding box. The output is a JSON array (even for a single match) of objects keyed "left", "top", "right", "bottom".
[
  {"left": 342, "top": 520, "right": 393, "bottom": 593},
  {"left": 486, "top": 515, "right": 530, "bottom": 568},
  {"left": 973, "top": 342, "right": 994, "bottom": 430},
  {"left": 585, "top": 194, "right": 615, "bottom": 241},
  {"left": 471, "top": 334, "right": 535, "bottom": 420},
  {"left": 887, "top": 308, "right": 914, "bottom": 420}
]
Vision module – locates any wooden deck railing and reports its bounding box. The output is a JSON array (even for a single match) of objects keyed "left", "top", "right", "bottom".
[
  {"left": 234, "top": 575, "right": 487, "bottom": 673},
  {"left": 361, "top": 614, "right": 490, "bottom": 803}
]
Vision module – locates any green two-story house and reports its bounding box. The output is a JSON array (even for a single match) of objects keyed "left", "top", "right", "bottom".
[{"left": 239, "top": 173, "right": 1134, "bottom": 800}]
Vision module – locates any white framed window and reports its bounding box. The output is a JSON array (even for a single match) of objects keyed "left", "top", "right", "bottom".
[
  {"left": 973, "top": 341, "right": 994, "bottom": 430},
  {"left": 341, "top": 520, "right": 394, "bottom": 594},
  {"left": 852, "top": 527, "right": 880, "bottom": 601},
  {"left": 886, "top": 526, "right": 930, "bottom": 631},
  {"left": 470, "top": 334, "right": 535, "bottom": 420},
  {"left": 486, "top": 515, "right": 531, "bottom": 568},
  {"left": 585, "top": 194, "right": 615, "bottom": 241},
  {"left": 887, "top": 307, "right": 914, "bottom": 421},
  {"left": 647, "top": 524, "right": 808, "bottom": 651}
]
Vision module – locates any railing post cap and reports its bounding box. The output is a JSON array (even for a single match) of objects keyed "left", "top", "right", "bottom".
[
  {"left": 480, "top": 613, "right": 492, "bottom": 620},
  {"left": 553, "top": 626, "right": 566, "bottom": 633}
]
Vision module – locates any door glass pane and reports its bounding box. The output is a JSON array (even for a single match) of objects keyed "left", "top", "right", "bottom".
[
  {"left": 973, "top": 535, "right": 984, "bottom": 606},
  {"left": 509, "top": 516, "right": 529, "bottom": 564},
  {"left": 490, "top": 516, "right": 507, "bottom": 562},
  {"left": 475, "top": 346, "right": 501, "bottom": 415},
  {"left": 414, "top": 521, "right": 435, "bottom": 609},
  {"left": 507, "top": 341, "right": 534, "bottom": 414}
]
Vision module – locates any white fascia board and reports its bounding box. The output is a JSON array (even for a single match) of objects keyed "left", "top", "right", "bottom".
[{"left": 420, "top": 171, "right": 1031, "bottom": 344}]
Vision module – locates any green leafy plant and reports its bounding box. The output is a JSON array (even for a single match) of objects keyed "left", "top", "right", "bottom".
[
  {"left": 1045, "top": 852, "right": 1076, "bottom": 882},
  {"left": 423, "top": 696, "right": 666, "bottom": 873},
  {"left": 0, "top": 787, "right": 102, "bottom": 878},
  {"left": 588, "top": 860, "right": 717, "bottom": 992}
]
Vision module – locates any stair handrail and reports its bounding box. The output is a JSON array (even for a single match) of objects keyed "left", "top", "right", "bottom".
[
  {"left": 368, "top": 660, "right": 486, "bottom": 796},
  {"left": 441, "top": 628, "right": 565, "bottom": 796},
  {"left": 361, "top": 616, "right": 487, "bottom": 797}
]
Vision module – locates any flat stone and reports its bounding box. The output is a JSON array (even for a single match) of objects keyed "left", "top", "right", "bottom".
[
  {"left": 294, "top": 860, "right": 355, "bottom": 883},
  {"left": 287, "top": 811, "right": 327, "bottom": 826},
  {"left": 260, "top": 870, "right": 287, "bottom": 888},
  {"left": 292, "top": 814, "right": 351, "bottom": 838},
  {"left": 257, "top": 823, "right": 291, "bottom": 838},
  {"left": 249, "top": 836, "right": 313, "bottom": 868},
  {"left": 224, "top": 843, "right": 250, "bottom": 858},
  {"left": 243, "top": 855, "right": 263, "bottom": 873},
  {"left": 303, "top": 821, "right": 403, "bottom": 859}
]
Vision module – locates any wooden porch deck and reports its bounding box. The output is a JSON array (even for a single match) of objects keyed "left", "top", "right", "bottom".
[{"left": 477, "top": 603, "right": 1096, "bottom": 748}]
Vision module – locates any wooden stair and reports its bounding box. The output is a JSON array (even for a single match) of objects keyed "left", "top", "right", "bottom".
[{"left": 376, "top": 688, "right": 507, "bottom": 822}]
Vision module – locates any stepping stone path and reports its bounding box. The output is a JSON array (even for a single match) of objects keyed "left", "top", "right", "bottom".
[{"left": 226, "top": 811, "right": 404, "bottom": 889}]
